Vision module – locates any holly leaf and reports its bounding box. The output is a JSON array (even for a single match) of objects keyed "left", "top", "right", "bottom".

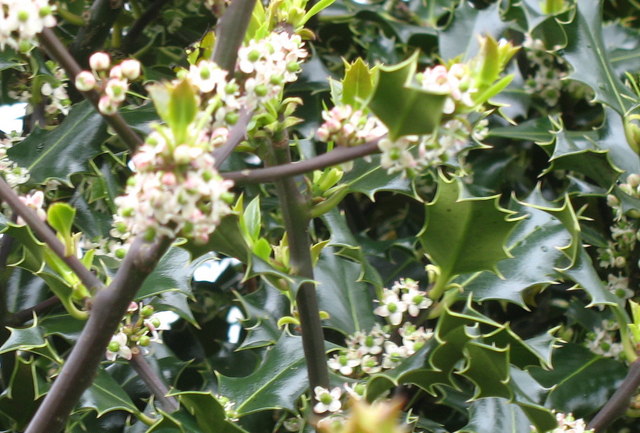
[
  {"left": 136, "top": 247, "right": 193, "bottom": 299},
  {"left": 341, "top": 58, "right": 377, "bottom": 108},
  {"left": 315, "top": 249, "right": 377, "bottom": 335},
  {"left": 459, "top": 342, "right": 512, "bottom": 400},
  {"left": 419, "top": 174, "right": 520, "bottom": 283},
  {"left": 459, "top": 397, "right": 556, "bottom": 433},
  {"left": 562, "top": 0, "right": 636, "bottom": 115},
  {"left": 170, "top": 391, "right": 248, "bottom": 433},
  {"left": 369, "top": 51, "right": 447, "bottom": 141},
  {"left": 530, "top": 344, "right": 627, "bottom": 417},
  {"left": 217, "top": 333, "right": 309, "bottom": 415},
  {"left": 79, "top": 367, "right": 141, "bottom": 417},
  {"left": 8, "top": 101, "right": 107, "bottom": 185}
]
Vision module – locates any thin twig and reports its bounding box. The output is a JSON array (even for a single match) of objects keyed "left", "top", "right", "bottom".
[
  {"left": 0, "top": 177, "right": 104, "bottom": 293},
  {"left": 130, "top": 350, "right": 179, "bottom": 412},
  {"left": 121, "top": 0, "right": 173, "bottom": 52},
  {"left": 6, "top": 296, "right": 60, "bottom": 327},
  {"left": 588, "top": 359, "right": 640, "bottom": 431},
  {"left": 213, "top": 109, "right": 252, "bottom": 169},
  {"left": 25, "top": 236, "right": 174, "bottom": 433},
  {"left": 69, "top": 0, "right": 122, "bottom": 68},
  {"left": 38, "top": 28, "right": 144, "bottom": 150},
  {"left": 221, "top": 138, "right": 382, "bottom": 183}
]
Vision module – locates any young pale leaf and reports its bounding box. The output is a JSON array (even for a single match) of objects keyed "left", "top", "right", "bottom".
[
  {"left": 341, "top": 58, "right": 377, "bottom": 109},
  {"left": 369, "top": 52, "right": 447, "bottom": 141},
  {"left": 168, "top": 79, "right": 198, "bottom": 144},
  {"left": 7, "top": 101, "right": 107, "bottom": 185},
  {"left": 419, "top": 174, "right": 519, "bottom": 283},
  {"left": 217, "top": 333, "right": 308, "bottom": 415},
  {"left": 47, "top": 202, "right": 76, "bottom": 256}
]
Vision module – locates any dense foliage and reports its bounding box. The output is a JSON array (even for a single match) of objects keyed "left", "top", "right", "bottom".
[{"left": 2, "top": 0, "right": 640, "bottom": 432}]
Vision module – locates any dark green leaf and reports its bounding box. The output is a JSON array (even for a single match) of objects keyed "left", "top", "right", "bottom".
[
  {"left": 8, "top": 101, "right": 107, "bottom": 184},
  {"left": 218, "top": 333, "right": 308, "bottom": 415},
  {"left": 80, "top": 367, "right": 140, "bottom": 417}
]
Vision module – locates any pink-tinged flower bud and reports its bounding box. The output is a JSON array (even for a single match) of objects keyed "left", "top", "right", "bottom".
[
  {"left": 98, "top": 95, "right": 118, "bottom": 115},
  {"left": 161, "top": 172, "right": 177, "bottom": 186},
  {"left": 89, "top": 52, "right": 111, "bottom": 71},
  {"left": 75, "top": 71, "right": 97, "bottom": 92},
  {"left": 127, "top": 302, "right": 139, "bottom": 312},
  {"left": 109, "top": 65, "right": 123, "bottom": 79},
  {"left": 120, "top": 59, "right": 141, "bottom": 80}
]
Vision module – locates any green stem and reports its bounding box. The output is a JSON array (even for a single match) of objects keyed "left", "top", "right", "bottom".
[
  {"left": 612, "top": 305, "right": 638, "bottom": 363},
  {"left": 57, "top": 7, "right": 85, "bottom": 26},
  {"left": 267, "top": 134, "right": 329, "bottom": 397}
]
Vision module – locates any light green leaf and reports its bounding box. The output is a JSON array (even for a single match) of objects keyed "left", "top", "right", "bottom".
[
  {"left": 341, "top": 58, "right": 377, "bottom": 108},
  {"left": 419, "top": 174, "right": 520, "bottom": 284},
  {"left": 369, "top": 52, "right": 447, "bottom": 141},
  {"left": 47, "top": 202, "right": 76, "bottom": 256}
]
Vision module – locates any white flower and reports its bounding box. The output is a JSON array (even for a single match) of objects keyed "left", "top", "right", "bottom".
[
  {"left": 531, "top": 412, "right": 593, "bottom": 433},
  {"left": 120, "top": 59, "right": 141, "bottom": 80},
  {"left": 313, "top": 386, "right": 342, "bottom": 414},
  {"left": 18, "top": 190, "right": 45, "bottom": 223},
  {"left": 374, "top": 288, "right": 407, "bottom": 326},
  {"left": 106, "top": 332, "right": 132, "bottom": 361},
  {"left": 401, "top": 287, "right": 432, "bottom": 317},
  {"left": 327, "top": 350, "right": 360, "bottom": 376}
]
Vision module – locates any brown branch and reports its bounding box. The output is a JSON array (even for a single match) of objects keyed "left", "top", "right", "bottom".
[
  {"left": 130, "top": 350, "right": 179, "bottom": 412},
  {"left": 25, "top": 235, "right": 174, "bottom": 433},
  {"left": 0, "top": 177, "right": 104, "bottom": 293},
  {"left": 38, "top": 28, "right": 144, "bottom": 150},
  {"left": 588, "top": 359, "right": 640, "bottom": 431},
  {"left": 221, "top": 138, "right": 382, "bottom": 183},
  {"left": 6, "top": 296, "right": 60, "bottom": 327}
]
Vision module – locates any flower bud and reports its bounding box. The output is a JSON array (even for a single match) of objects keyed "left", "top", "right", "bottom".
[
  {"left": 139, "top": 335, "right": 151, "bottom": 346},
  {"left": 141, "top": 305, "right": 155, "bottom": 317},
  {"left": 75, "top": 71, "right": 97, "bottom": 91},
  {"left": 98, "top": 95, "right": 118, "bottom": 115},
  {"left": 89, "top": 52, "right": 111, "bottom": 71},
  {"left": 628, "top": 174, "right": 640, "bottom": 188},
  {"left": 120, "top": 59, "right": 141, "bottom": 80},
  {"left": 107, "top": 341, "right": 121, "bottom": 352}
]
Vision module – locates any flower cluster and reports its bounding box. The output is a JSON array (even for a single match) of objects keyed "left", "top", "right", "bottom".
[
  {"left": 532, "top": 412, "right": 593, "bottom": 433},
  {"left": 522, "top": 37, "right": 567, "bottom": 106},
  {"left": 327, "top": 278, "right": 434, "bottom": 378},
  {"left": 105, "top": 302, "right": 167, "bottom": 361},
  {"left": 316, "top": 63, "right": 490, "bottom": 175},
  {"left": 418, "top": 63, "right": 475, "bottom": 114},
  {"left": 235, "top": 31, "right": 307, "bottom": 108},
  {"left": 585, "top": 319, "right": 623, "bottom": 359},
  {"left": 598, "top": 173, "right": 640, "bottom": 302},
  {"left": 316, "top": 105, "right": 387, "bottom": 147},
  {"left": 0, "top": 0, "right": 56, "bottom": 51},
  {"left": 112, "top": 127, "right": 234, "bottom": 244},
  {"left": 75, "top": 52, "right": 142, "bottom": 115},
  {"left": 9, "top": 63, "right": 70, "bottom": 118},
  {"left": 0, "top": 137, "right": 29, "bottom": 187}
]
